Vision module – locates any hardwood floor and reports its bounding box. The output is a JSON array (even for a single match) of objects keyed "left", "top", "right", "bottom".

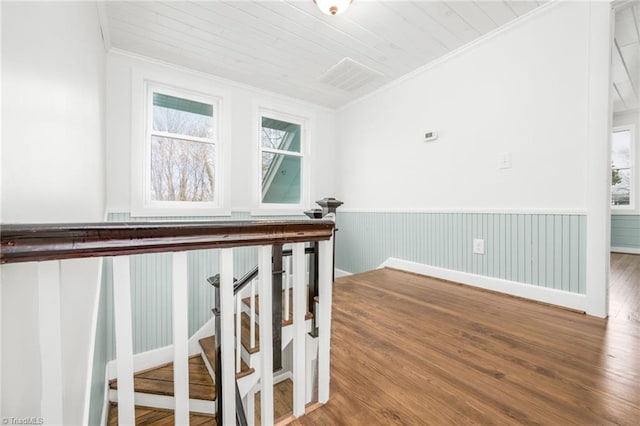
[
  {"left": 293, "top": 255, "right": 640, "bottom": 425},
  {"left": 610, "top": 252, "right": 640, "bottom": 323}
]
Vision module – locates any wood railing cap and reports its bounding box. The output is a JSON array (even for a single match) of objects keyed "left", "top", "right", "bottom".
[{"left": 0, "top": 220, "right": 335, "bottom": 264}]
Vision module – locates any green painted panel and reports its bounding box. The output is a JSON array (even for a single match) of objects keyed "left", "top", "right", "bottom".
[
  {"left": 579, "top": 216, "right": 587, "bottom": 294},
  {"left": 569, "top": 216, "right": 580, "bottom": 293},
  {"left": 611, "top": 215, "right": 640, "bottom": 248},
  {"left": 335, "top": 212, "right": 587, "bottom": 296}
]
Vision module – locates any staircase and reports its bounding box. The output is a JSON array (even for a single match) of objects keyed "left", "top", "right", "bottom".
[{"left": 106, "top": 259, "right": 318, "bottom": 425}]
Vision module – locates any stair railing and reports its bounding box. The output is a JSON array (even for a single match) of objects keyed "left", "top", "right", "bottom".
[{"left": 0, "top": 219, "right": 335, "bottom": 426}]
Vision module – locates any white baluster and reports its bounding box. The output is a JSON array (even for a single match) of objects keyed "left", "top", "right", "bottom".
[
  {"left": 245, "top": 388, "right": 255, "bottom": 426},
  {"left": 318, "top": 238, "right": 334, "bottom": 404},
  {"left": 258, "top": 245, "right": 274, "bottom": 425},
  {"left": 250, "top": 279, "right": 256, "bottom": 349},
  {"left": 292, "top": 243, "right": 306, "bottom": 417},
  {"left": 236, "top": 295, "right": 241, "bottom": 374},
  {"left": 284, "top": 255, "right": 290, "bottom": 323},
  {"left": 37, "top": 261, "right": 64, "bottom": 425},
  {"left": 172, "top": 252, "right": 189, "bottom": 425},
  {"left": 112, "top": 256, "right": 135, "bottom": 426},
  {"left": 219, "top": 248, "right": 236, "bottom": 425}
]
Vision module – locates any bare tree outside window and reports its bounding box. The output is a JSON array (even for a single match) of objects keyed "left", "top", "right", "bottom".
[
  {"left": 150, "top": 93, "right": 216, "bottom": 202},
  {"left": 611, "top": 129, "right": 632, "bottom": 207}
]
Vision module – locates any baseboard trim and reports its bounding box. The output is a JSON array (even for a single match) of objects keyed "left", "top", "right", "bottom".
[
  {"left": 334, "top": 268, "right": 352, "bottom": 278},
  {"left": 379, "top": 257, "right": 587, "bottom": 313},
  {"left": 611, "top": 246, "right": 640, "bottom": 255}
]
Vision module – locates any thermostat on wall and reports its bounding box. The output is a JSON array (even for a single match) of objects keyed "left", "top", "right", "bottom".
[{"left": 424, "top": 131, "right": 438, "bottom": 142}]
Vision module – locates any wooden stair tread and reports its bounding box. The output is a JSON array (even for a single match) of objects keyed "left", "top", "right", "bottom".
[
  {"left": 242, "top": 288, "right": 314, "bottom": 325},
  {"left": 108, "top": 403, "right": 215, "bottom": 426},
  {"left": 240, "top": 312, "right": 260, "bottom": 354},
  {"left": 199, "top": 335, "right": 255, "bottom": 379},
  {"left": 109, "top": 355, "right": 215, "bottom": 401}
]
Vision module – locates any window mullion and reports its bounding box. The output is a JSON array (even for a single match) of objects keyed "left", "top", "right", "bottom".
[
  {"left": 260, "top": 147, "right": 303, "bottom": 157},
  {"left": 150, "top": 130, "right": 215, "bottom": 145}
]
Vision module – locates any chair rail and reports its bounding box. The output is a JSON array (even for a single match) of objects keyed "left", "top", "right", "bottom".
[{"left": 0, "top": 220, "right": 334, "bottom": 264}]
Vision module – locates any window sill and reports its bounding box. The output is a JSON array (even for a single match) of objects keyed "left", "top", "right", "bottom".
[
  {"left": 130, "top": 206, "right": 232, "bottom": 218},
  {"left": 611, "top": 208, "right": 639, "bottom": 216},
  {"left": 250, "top": 207, "right": 308, "bottom": 217}
]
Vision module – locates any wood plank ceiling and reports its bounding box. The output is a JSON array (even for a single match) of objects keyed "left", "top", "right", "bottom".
[
  {"left": 104, "top": 1, "right": 548, "bottom": 109},
  {"left": 613, "top": 2, "right": 640, "bottom": 113}
]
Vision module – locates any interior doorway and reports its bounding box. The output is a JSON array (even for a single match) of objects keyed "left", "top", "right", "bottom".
[{"left": 609, "top": 0, "right": 640, "bottom": 320}]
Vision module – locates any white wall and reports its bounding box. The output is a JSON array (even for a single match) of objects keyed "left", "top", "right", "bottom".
[
  {"left": 333, "top": 1, "right": 612, "bottom": 317},
  {"left": 335, "top": 2, "right": 596, "bottom": 212},
  {"left": 106, "top": 51, "right": 337, "bottom": 214},
  {"left": 1, "top": 1, "right": 106, "bottom": 423}
]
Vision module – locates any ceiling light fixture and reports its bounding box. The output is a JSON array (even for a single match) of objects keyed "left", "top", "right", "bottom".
[{"left": 314, "top": 0, "right": 352, "bottom": 16}]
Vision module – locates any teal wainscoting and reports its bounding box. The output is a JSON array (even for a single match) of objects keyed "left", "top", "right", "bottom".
[
  {"left": 611, "top": 215, "right": 640, "bottom": 250},
  {"left": 335, "top": 212, "right": 586, "bottom": 294},
  {"left": 104, "top": 212, "right": 306, "bottom": 359}
]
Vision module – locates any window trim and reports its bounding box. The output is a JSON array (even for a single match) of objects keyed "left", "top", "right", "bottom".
[
  {"left": 252, "top": 102, "right": 313, "bottom": 216},
  {"left": 611, "top": 124, "right": 636, "bottom": 212},
  {"left": 131, "top": 68, "right": 231, "bottom": 217}
]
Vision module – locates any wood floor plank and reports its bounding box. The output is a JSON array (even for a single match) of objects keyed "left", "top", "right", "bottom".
[{"left": 292, "top": 255, "right": 640, "bottom": 425}]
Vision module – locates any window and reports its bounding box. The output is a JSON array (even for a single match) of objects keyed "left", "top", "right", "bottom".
[
  {"left": 259, "top": 113, "right": 305, "bottom": 207},
  {"left": 611, "top": 127, "right": 634, "bottom": 209},
  {"left": 150, "top": 90, "right": 217, "bottom": 202},
  {"left": 131, "top": 71, "right": 229, "bottom": 217}
]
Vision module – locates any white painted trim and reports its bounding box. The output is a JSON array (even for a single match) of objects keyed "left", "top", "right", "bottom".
[
  {"left": 317, "top": 238, "right": 334, "bottom": 404},
  {"left": 611, "top": 246, "right": 640, "bottom": 254},
  {"left": 129, "top": 66, "right": 232, "bottom": 217},
  {"left": 585, "top": 0, "right": 613, "bottom": 319},
  {"left": 112, "top": 256, "right": 136, "bottom": 425},
  {"left": 110, "top": 49, "right": 335, "bottom": 113},
  {"left": 340, "top": 0, "right": 559, "bottom": 111},
  {"left": 379, "top": 257, "right": 588, "bottom": 313},
  {"left": 334, "top": 268, "right": 352, "bottom": 278},
  {"left": 258, "top": 245, "right": 275, "bottom": 425},
  {"left": 189, "top": 317, "right": 215, "bottom": 355},
  {"left": 108, "top": 390, "right": 216, "bottom": 415},
  {"left": 82, "top": 257, "right": 105, "bottom": 426},
  {"left": 292, "top": 243, "right": 306, "bottom": 417},
  {"left": 220, "top": 248, "right": 236, "bottom": 426},
  {"left": 172, "top": 252, "right": 190, "bottom": 425},
  {"left": 610, "top": 124, "right": 637, "bottom": 212},
  {"left": 338, "top": 207, "right": 588, "bottom": 215},
  {"left": 100, "top": 370, "right": 109, "bottom": 426},
  {"left": 38, "top": 261, "right": 64, "bottom": 424},
  {"left": 610, "top": 210, "right": 640, "bottom": 215},
  {"left": 252, "top": 99, "right": 315, "bottom": 214}
]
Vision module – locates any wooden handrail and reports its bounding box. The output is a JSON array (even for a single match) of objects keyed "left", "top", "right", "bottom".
[{"left": 0, "top": 220, "right": 334, "bottom": 264}]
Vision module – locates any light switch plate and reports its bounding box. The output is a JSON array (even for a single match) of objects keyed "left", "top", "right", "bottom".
[{"left": 473, "top": 239, "right": 485, "bottom": 255}]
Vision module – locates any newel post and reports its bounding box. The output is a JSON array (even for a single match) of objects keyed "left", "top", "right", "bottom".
[{"left": 304, "top": 197, "right": 342, "bottom": 336}]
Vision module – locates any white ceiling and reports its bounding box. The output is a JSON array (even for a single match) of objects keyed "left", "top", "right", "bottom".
[
  {"left": 612, "top": 2, "right": 640, "bottom": 113},
  {"left": 103, "top": 1, "right": 548, "bottom": 108}
]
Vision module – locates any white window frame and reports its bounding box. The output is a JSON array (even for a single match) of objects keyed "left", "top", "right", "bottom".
[
  {"left": 131, "top": 68, "right": 231, "bottom": 217},
  {"left": 611, "top": 124, "right": 636, "bottom": 212},
  {"left": 253, "top": 102, "right": 313, "bottom": 216}
]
